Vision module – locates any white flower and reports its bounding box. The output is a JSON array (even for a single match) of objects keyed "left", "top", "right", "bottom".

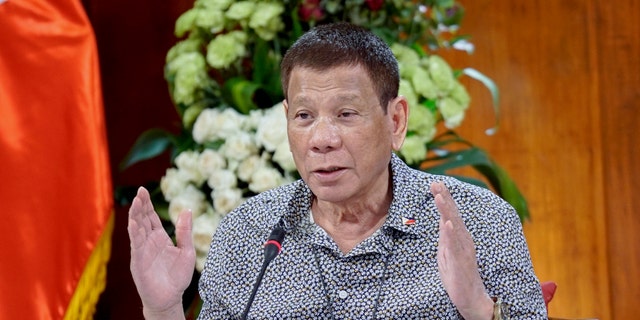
[
  {"left": 399, "top": 79, "right": 418, "bottom": 109},
  {"left": 249, "top": 2, "right": 284, "bottom": 40},
  {"left": 408, "top": 104, "right": 437, "bottom": 139},
  {"left": 167, "top": 52, "right": 208, "bottom": 105},
  {"left": 236, "top": 154, "right": 262, "bottom": 182},
  {"left": 192, "top": 210, "right": 223, "bottom": 271},
  {"left": 256, "top": 103, "right": 287, "bottom": 151},
  {"left": 220, "top": 131, "right": 258, "bottom": 161},
  {"left": 399, "top": 135, "right": 428, "bottom": 165},
  {"left": 207, "top": 169, "right": 237, "bottom": 190},
  {"left": 273, "top": 141, "right": 296, "bottom": 172},
  {"left": 391, "top": 43, "right": 420, "bottom": 78},
  {"left": 192, "top": 107, "right": 246, "bottom": 143},
  {"left": 195, "top": 8, "right": 225, "bottom": 33},
  {"left": 206, "top": 30, "right": 247, "bottom": 69},
  {"left": 226, "top": 1, "right": 254, "bottom": 21},
  {"left": 192, "top": 212, "right": 221, "bottom": 262},
  {"left": 195, "top": 0, "right": 233, "bottom": 11},
  {"left": 452, "top": 39, "right": 475, "bottom": 54},
  {"left": 174, "top": 8, "right": 198, "bottom": 37},
  {"left": 198, "top": 149, "right": 227, "bottom": 177},
  {"left": 212, "top": 187, "right": 243, "bottom": 213},
  {"left": 249, "top": 166, "right": 283, "bottom": 193},
  {"left": 160, "top": 168, "right": 191, "bottom": 201},
  {"left": 411, "top": 65, "right": 439, "bottom": 100},
  {"left": 439, "top": 97, "right": 468, "bottom": 129},
  {"left": 175, "top": 150, "right": 206, "bottom": 185},
  {"left": 427, "top": 55, "right": 456, "bottom": 93},
  {"left": 245, "top": 108, "right": 264, "bottom": 131},
  {"left": 167, "top": 184, "right": 207, "bottom": 224}
]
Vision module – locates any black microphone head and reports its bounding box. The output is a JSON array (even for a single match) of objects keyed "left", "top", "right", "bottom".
[
  {"left": 267, "top": 227, "right": 285, "bottom": 244},
  {"left": 263, "top": 226, "right": 286, "bottom": 261}
]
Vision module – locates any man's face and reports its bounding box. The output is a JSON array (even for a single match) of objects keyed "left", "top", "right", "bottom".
[{"left": 283, "top": 64, "right": 407, "bottom": 204}]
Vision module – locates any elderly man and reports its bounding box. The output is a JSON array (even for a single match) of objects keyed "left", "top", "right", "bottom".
[{"left": 128, "top": 22, "right": 547, "bottom": 319}]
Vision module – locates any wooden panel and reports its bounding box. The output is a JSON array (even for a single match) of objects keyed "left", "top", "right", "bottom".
[
  {"left": 596, "top": 0, "right": 640, "bottom": 318},
  {"left": 448, "top": 0, "right": 611, "bottom": 318}
]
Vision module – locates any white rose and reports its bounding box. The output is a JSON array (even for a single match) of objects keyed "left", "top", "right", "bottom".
[
  {"left": 192, "top": 212, "right": 221, "bottom": 260},
  {"left": 198, "top": 149, "right": 227, "bottom": 177},
  {"left": 249, "top": 166, "right": 283, "bottom": 193},
  {"left": 216, "top": 108, "right": 247, "bottom": 139},
  {"left": 196, "top": 253, "right": 208, "bottom": 273},
  {"left": 245, "top": 108, "right": 264, "bottom": 131},
  {"left": 220, "top": 131, "right": 258, "bottom": 161},
  {"left": 167, "top": 184, "right": 207, "bottom": 224},
  {"left": 273, "top": 141, "right": 296, "bottom": 172},
  {"left": 175, "top": 150, "right": 205, "bottom": 185},
  {"left": 160, "top": 168, "right": 191, "bottom": 201},
  {"left": 207, "top": 169, "right": 237, "bottom": 190},
  {"left": 256, "top": 103, "right": 287, "bottom": 151},
  {"left": 192, "top": 107, "right": 246, "bottom": 143},
  {"left": 236, "top": 154, "right": 262, "bottom": 182},
  {"left": 212, "top": 187, "right": 243, "bottom": 214},
  {"left": 192, "top": 108, "right": 222, "bottom": 143}
]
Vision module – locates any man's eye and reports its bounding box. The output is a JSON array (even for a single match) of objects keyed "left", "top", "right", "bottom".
[
  {"left": 295, "top": 112, "right": 310, "bottom": 120},
  {"left": 339, "top": 111, "right": 355, "bottom": 118}
]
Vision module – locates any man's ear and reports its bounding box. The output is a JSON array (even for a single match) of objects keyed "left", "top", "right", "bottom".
[{"left": 389, "top": 96, "right": 409, "bottom": 151}]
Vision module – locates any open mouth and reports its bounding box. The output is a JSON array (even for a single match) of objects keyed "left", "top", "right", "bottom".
[{"left": 316, "top": 167, "right": 343, "bottom": 173}]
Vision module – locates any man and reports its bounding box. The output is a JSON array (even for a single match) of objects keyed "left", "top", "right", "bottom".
[{"left": 128, "top": 23, "right": 547, "bottom": 319}]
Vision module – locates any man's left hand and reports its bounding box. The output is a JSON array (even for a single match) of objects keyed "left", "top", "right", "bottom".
[{"left": 431, "top": 181, "right": 494, "bottom": 320}]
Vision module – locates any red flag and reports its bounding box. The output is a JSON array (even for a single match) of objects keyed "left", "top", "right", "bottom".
[{"left": 0, "top": 0, "right": 113, "bottom": 319}]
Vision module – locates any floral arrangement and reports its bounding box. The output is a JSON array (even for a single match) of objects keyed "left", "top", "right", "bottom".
[{"left": 122, "top": 0, "right": 528, "bottom": 274}]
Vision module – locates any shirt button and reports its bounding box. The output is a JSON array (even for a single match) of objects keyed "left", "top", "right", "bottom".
[{"left": 337, "top": 290, "right": 348, "bottom": 299}]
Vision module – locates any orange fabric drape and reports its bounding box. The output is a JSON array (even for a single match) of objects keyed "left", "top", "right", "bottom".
[{"left": 0, "top": 0, "right": 113, "bottom": 319}]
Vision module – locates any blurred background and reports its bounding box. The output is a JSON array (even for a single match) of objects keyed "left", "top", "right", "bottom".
[{"left": 80, "top": 0, "right": 638, "bottom": 319}]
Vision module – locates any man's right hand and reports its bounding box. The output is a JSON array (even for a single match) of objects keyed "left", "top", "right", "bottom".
[{"left": 127, "top": 187, "right": 195, "bottom": 320}]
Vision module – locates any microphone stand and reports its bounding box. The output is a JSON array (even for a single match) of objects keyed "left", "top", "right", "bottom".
[{"left": 241, "top": 226, "right": 285, "bottom": 320}]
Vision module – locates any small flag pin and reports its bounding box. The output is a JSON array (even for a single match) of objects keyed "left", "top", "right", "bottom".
[{"left": 402, "top": 217, "right": 416, "bottom": 225}]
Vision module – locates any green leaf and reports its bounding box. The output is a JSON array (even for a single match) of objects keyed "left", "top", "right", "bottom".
[
  {"left": 252, "top": 39, "right": 283, "bottom": 102},
  {"left": 119, "top": 129, "right": 175, "bottom": 170},
  {"left": 423, "top": 147, "right": 530, "bottom": 221},
  {"left": 463, "top": 67, "right": 500, "bottom": 135},
  {"left": 222, "top": 77, "right": 260, "bottom": 114}
]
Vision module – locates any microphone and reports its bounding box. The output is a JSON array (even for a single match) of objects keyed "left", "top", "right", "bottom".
[{"left": 241, "top": 225, "right": 286, "bottom": 320}]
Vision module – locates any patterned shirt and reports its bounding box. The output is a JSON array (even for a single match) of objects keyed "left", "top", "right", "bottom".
[{"left": 198, "top": 153, "right": 547, "bottom": 319}]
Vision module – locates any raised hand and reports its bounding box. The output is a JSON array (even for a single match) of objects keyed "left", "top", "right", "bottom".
[
  {"left": 430, "top": 181, "right": 494, "bottom": 320},
  {"left": 127, "top": 187, "right": 195, "bottom": 320}
]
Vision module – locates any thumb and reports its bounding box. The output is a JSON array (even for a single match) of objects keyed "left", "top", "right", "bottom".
[{"left": 175, "top": 209, "right": 194, "bottom": 250}]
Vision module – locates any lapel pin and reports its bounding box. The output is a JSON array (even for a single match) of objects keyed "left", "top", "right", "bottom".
[{"left": 402, "top": 217, "right": 416, "bottom": 226}]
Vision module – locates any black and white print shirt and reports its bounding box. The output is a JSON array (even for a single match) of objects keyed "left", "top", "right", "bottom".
[{"left": 198, "top": 153, "right": 547, "bottom": 319}]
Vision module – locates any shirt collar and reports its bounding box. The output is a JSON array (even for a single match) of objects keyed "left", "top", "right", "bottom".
[{"left": 278, "top": 153, "right": 434, "bottom": 237}]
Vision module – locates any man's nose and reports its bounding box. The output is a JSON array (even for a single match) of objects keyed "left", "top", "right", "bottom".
[{"left": 309, "top": 118, "right": 341, "bottom": 153}]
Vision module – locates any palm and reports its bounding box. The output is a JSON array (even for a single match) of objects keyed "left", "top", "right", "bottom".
[{"left": 128, "top": 187, "right": 195, "bottom": 312}]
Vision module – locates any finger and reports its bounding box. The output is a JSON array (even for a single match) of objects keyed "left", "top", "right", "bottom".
[
  {"left": 175, "top": 209, "right": 194, "bottom": 250},
  {"left": 437, "top": 219, "right": 454, "bottom": 273},
  {"left": 431, "top": 182, "right": 463, "bottom": 225},
  {"left": 127, "top": 218, "right": 146, "bottom": 250},
  {"left": 132, "top": 187, "right": 164, "bottom": 231}
]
